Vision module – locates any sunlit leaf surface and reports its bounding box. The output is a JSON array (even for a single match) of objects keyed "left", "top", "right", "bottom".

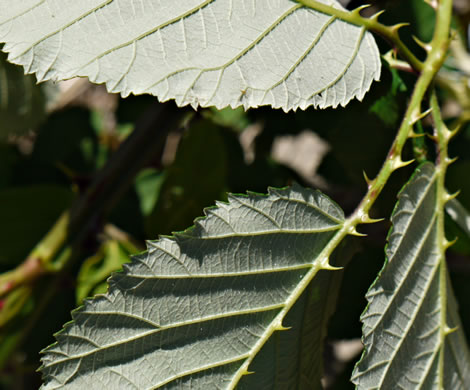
[{"left": 0, "top": 0, "right": 380, "bottom": 111}]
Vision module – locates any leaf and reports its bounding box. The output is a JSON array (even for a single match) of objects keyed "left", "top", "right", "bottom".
[
  {"left": 0, "top": 0, "right": 380, "bottom": 112},
  {"left": 76, "top": 240, "right": 134, "bottom": 305},
  {"left": 444, "top": 198, "right": 470, "bottom": 255},
  {"left": 238, "top": 239, "right": 358, "bottom": 389},
  {"left": 40, "top": 184, "right": 345, "bottom": 389},
  {"left": 352, "top": 163, "right": 470, "bottom": 389},
  {"left": 369, "top": 61, "right": 407, "bottom": 127},
  {"left": 31, "top": 107, "right": 99, "bottom": 173},
  {"left": 445, "top": 198, "right": 470, "bottom": 241},
  {"left": 145, "top": 120, "right": 228, "bottom": 237},
  {"left": 0, "top": 50, "right": 47, "bottom": 139},
  {"left": 134, "top": 168, "right": 165, "bottom": 217}
]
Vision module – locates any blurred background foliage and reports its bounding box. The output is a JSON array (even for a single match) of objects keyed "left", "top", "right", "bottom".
[{"left": 0, "top": 0, "right": 470, "bottom": 389}]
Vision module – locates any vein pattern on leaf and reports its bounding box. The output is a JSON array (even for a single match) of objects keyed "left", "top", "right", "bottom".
[
  {"left": 40, "top": 184, "right": 344, "bottom": 389},
  {"left": 0, "top": 0, "right": 380, "bottom": 111},
  {"left": 352, "top": 163, "right": 470, "bottom": 389}
]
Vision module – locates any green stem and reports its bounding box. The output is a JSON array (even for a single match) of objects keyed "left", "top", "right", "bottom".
[
  {"left": 31, "top": 212, "right": 70, "bottom": 264},
  {"left": 297, "top": 0, "right": 424, "bottom": 72},
  {"left": 347, "top": 0, "right": 453, "bottom": 224},
  {"left": 287, "top": 0, "right": 454, "bottom": 272},
  {"left": 298, "top": 0, "right": 469, "bottom": 116},
  {"left": 0, "top": 213, "right": 70, "bottom": 298},
  {"left": 430, "top": 88, "right": 456, "bottom": 387},
  {"left": 412, "top": 120, "right": 429, "bottom": 163},
  {"left": 233, "top": 2, "right": 454, "bottom": 385}
]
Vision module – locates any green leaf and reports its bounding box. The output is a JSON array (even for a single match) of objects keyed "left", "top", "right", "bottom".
[
  {"left": 369, "top": 61, "right": 407, "bottom": 127},
  {"left": 41, "top": 184, "right": 345, "bottom": 389},
  {"left": 0, "top": 50, "right": 47, "bottom": 139},
  {"left": 134, "top": 168, "right": 165, "bottom": 217},
  {"left": 352, "top": 163, "right": 470, "bottom": 389},
  {"left": 444, "top": 198, "right": 470, "bottom": 255},
  {"left": 145, "top": 120, "right": 228, "bottom": 237},
  {"left": 0, "top": 1, "right": 380, "bottom": 112},
  {"left": 445, "top": 198, "right": 470, "bottom": 241},
  {"left": 76, "top": 240, "right": 134, "bottom": 305}
]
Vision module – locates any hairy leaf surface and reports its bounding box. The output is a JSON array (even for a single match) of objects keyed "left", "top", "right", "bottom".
[
  {"left": 0, "top": 0, "right": 380, "bottom": 111},
  {"left": 352, "top": 163, "right": 470, "bottom": 389},
  {"left": 41, "top": 185, "right": 345, "bottom": 389}
]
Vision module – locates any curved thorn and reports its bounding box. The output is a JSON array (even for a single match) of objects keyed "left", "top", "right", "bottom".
[
  {"left": 444, "top": 325, "right": 459, "bottom": 335},
  {"left": 352, "top": 4, "right": 372, "bottom": 16},
  {"left": 371, "top": 9, "right": 385, "bottom": 21},
  {"left": 361, "top": 215, "right": 385, "bottom": 224},
  {"left": 445, "top": 190, "right": 461, "bottom": 202},
  {"left": 323, "top": 263, "right": 344, "bottom": 271},
  {"left": 349, "top": 228, "right": 367, "bottom": 237},
  {"left": 392, "top": 157, "right": 415, "bottom": 170},
  {"left": 275, "top": 325, "right": 292, "bottom": 331},
  {"left": 391, "top": 22, "right": 410, "bottom": 35},
  {"left": 410, "top": 107, "right": 432, "bottom": 125},
  {"left": 443, "top": 237, "right": 458, "bottom": 249},
  {"left": 447, "top": 125, "right": 461, "bottom": 139},
  {"left": 409, "top": 130, "right": 426, "bottom": 138},
  {"left": 445, "top": 156, "right": 458, "bottom": 165},
  {"left": 412, "top": 35, "right": 432, "bottom": 52}
]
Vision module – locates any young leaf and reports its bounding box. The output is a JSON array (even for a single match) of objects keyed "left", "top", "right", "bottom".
[
  {"left": 0, "top": 0, "right": 380, "bottom": 112},
  {"left": 40, "top": 184, "right": 345, "bottom": 389},
  {"left": 352, "top": 163, "right": 470, "bottom": 389}
]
